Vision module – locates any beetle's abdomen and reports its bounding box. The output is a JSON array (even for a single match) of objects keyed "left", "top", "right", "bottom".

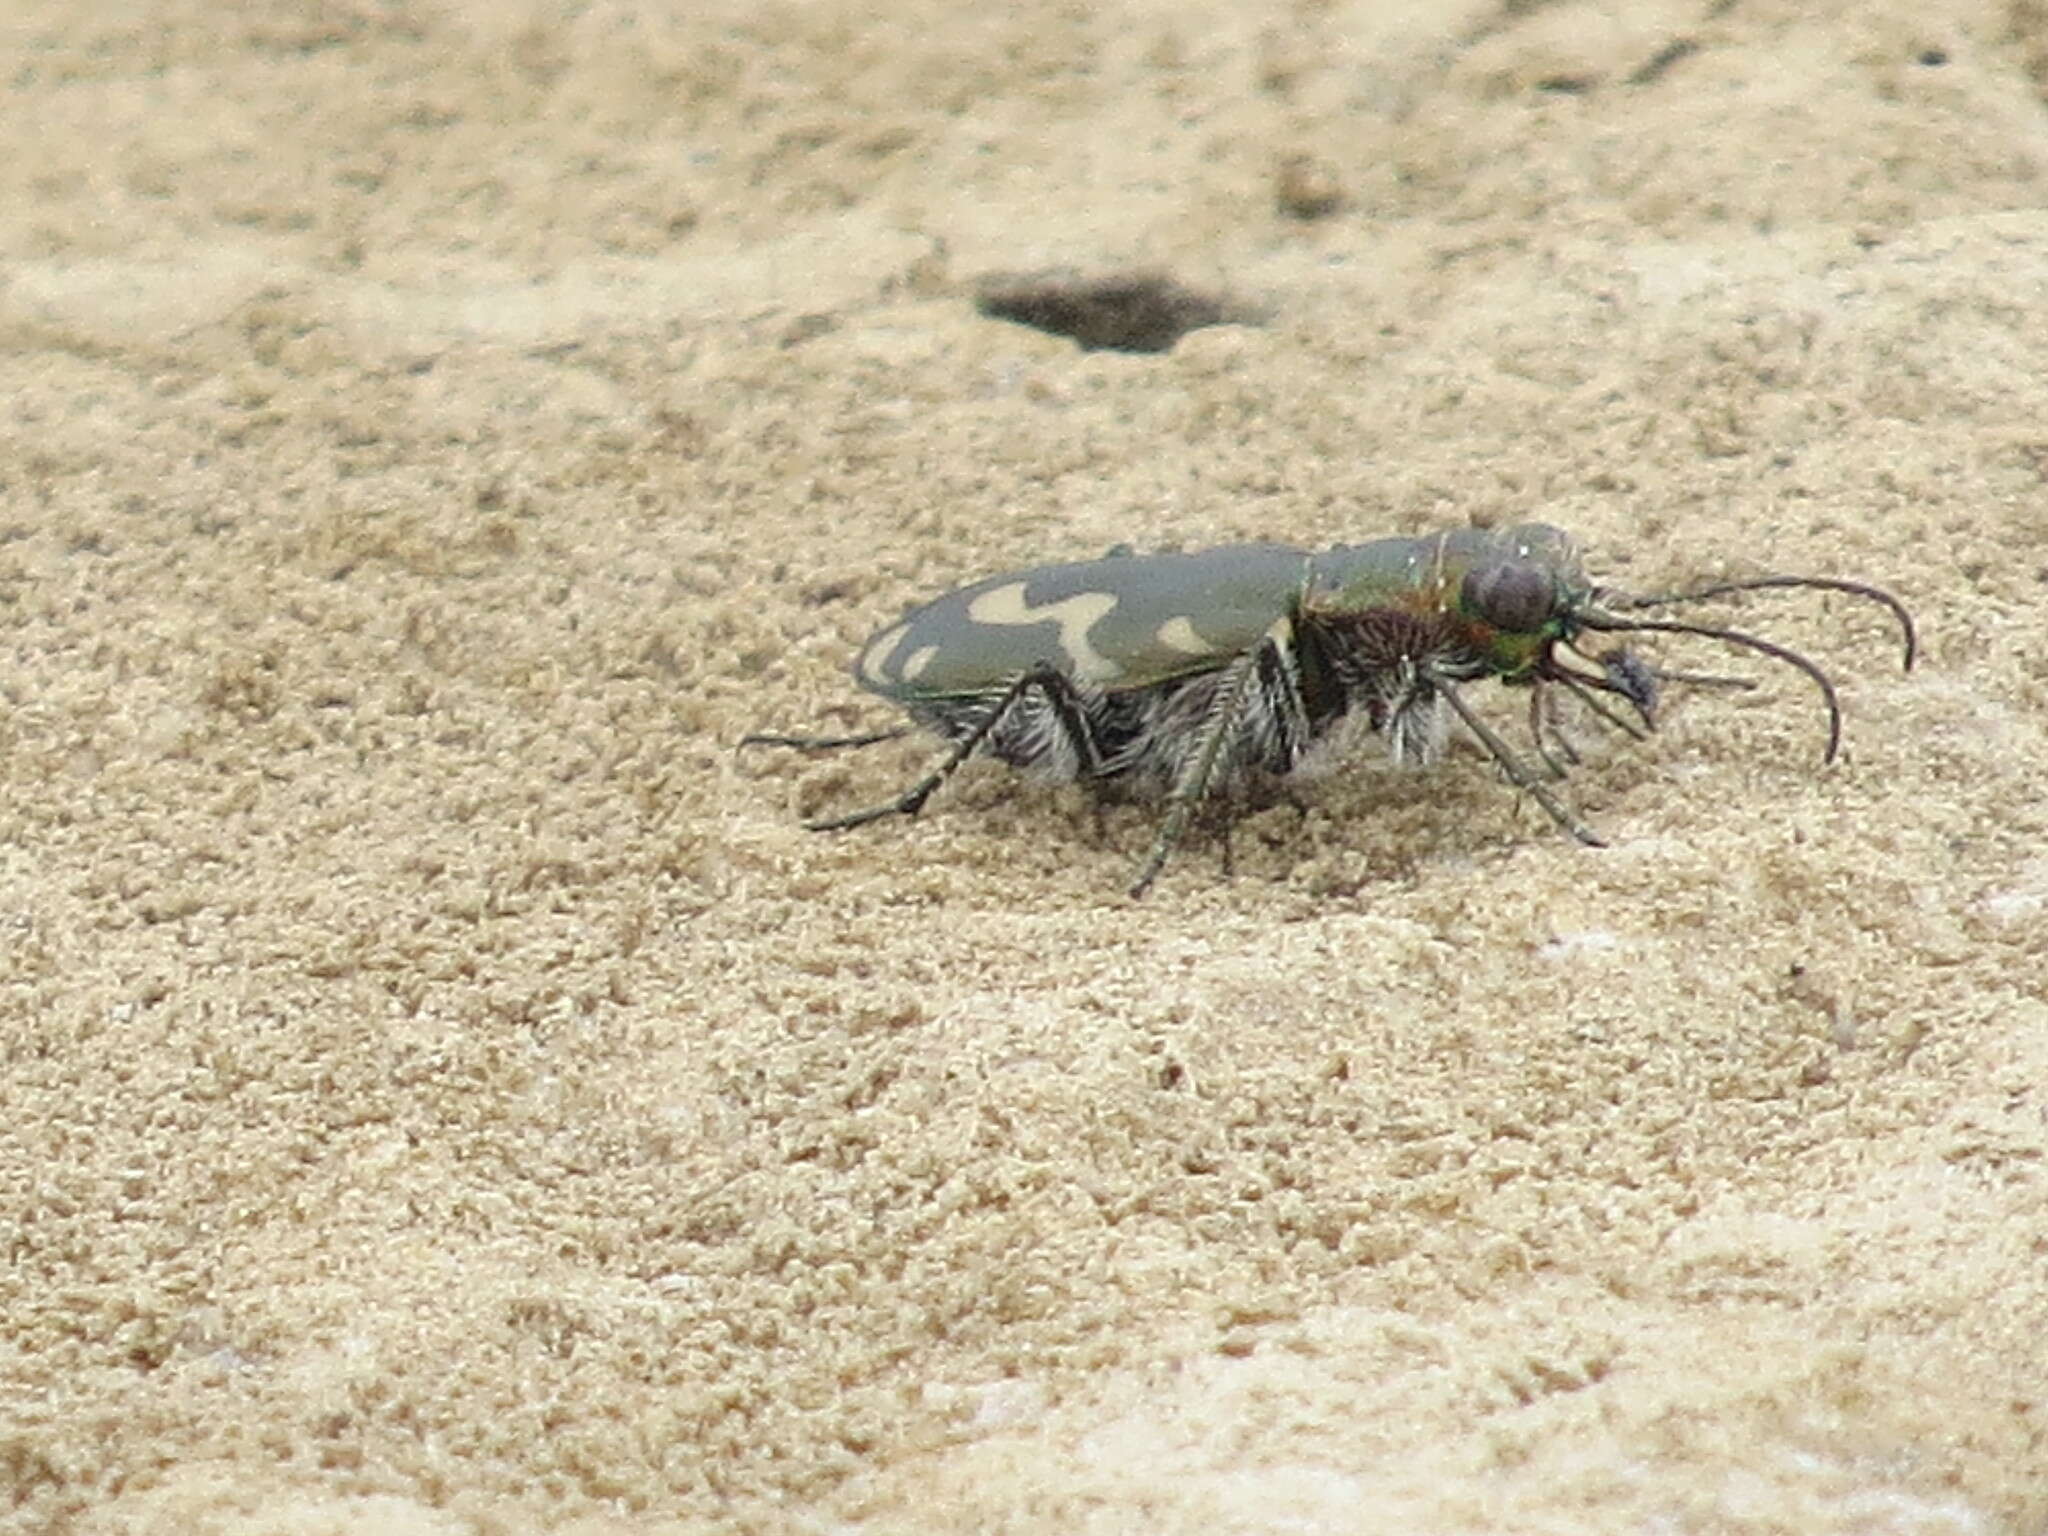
[
  {"left": 903, "top": 629, "right": 1319, "bottom": 798},
  {"left": 855, "top": 544, "right": 1312, "bottom": 700}
]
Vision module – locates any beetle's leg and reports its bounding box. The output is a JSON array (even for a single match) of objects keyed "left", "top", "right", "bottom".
[
  {"left": 806, "top": 664, "right": 1100, "bottom": 833},
  {"left": 1027, "top": 664, "right": 1111, "bottom": 782},
  {"left": 1550, "top": 668, "right": 1653, "bottom": 744},
  {"left": 1438, "top": 681, "right": 1605, "bottom": 848},
  {"left": 737, "top": 727, "right": 912, "bottom": 753},
  {"left": 1129, "top": 646, "right": 1268, "bottom": 898},
  {"left": 1526, "top": 683, "right": 1577, "bottom": 780},
  {"left": 1088, "top": 795, "right": 1116, "bottom": 846}
]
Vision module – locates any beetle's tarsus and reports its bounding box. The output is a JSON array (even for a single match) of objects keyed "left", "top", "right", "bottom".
[
  {"left": 807, "top": 783, "right": 936, "bottom": 831},
  {"left": 738, "top": 726, "right": 910, "bottom": 754}
]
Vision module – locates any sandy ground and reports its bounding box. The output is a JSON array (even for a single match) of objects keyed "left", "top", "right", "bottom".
[{"left": 4, "top": 1, "right": 2047, "bottom": 1532}]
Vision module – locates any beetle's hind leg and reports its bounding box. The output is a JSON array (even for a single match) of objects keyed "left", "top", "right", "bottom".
[{"left": 805, "top": 664, "right": 1104, "bottom": 833}]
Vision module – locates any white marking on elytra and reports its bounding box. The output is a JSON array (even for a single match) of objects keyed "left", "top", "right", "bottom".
[
  {"left": 1155, "top": 616, "right": 1211, "bottom": 656},
  {"left": 860, "top": 622, "right": 910, "bottom": 687},
  {"left": 967, "top": 582, "right": 1121, "bottom": 681},
  {"left": 900, "top": 644, "right": 939, "bottom": 683}
]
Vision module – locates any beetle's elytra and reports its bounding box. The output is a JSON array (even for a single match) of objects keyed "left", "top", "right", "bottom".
[{"left": 743, "top": 524, "right": 1916, "bottom": 897}]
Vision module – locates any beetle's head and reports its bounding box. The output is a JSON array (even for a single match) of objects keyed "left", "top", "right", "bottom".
[
  {"left": 1459, "top": 556, "right": 1561, "bottom": 637},
  {"left": 1449, "top": 524, "right": 1595, "bottom": 681}
]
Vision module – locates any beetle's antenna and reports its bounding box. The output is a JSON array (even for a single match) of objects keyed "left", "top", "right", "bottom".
[
  {"left": 1607, "top": 576, "right": 1916, "bottom": 672},
  {"left": 1576, "top": 613, "right": 1848, "bottom": 763}
]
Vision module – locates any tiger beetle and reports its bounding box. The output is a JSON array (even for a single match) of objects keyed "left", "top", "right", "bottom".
[{"left": 742, "top": 523, "right": 1916, "bottom": 898}]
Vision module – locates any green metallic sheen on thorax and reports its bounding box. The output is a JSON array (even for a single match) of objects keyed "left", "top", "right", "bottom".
[{"left": 1306, "top": 523, "right": 1590, "bottom": 679}]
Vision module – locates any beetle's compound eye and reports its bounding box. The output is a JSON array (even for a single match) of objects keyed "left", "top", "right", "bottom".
[{"left": 1461, "top": 559, "right": 1556, "bottom": 634}]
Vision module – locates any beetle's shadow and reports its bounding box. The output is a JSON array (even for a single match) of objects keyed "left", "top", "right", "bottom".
[
  {"left": 760, "top": 736, "right": 1644, "bottom": 893},
  {"left": 745, "top": 684, "right": 1680, "bottom": 894}
]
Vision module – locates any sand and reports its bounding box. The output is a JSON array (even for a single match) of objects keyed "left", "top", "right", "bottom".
[{"left": 3, "top": 1, "right": 2046, "bottom": 1531}]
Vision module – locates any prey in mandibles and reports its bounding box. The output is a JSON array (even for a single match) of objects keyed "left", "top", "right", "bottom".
[{"left": 742, "top": 524, "right": 1916, "bottom": 897}]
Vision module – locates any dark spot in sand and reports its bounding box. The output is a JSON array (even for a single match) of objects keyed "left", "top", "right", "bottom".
[{"left": 974, "top": 272, "right": 1250, "bottom": 354}]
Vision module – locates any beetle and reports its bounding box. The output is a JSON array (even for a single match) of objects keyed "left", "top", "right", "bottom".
[{"left": 742, "top": 523, "right": 1916, "bottom": 897}]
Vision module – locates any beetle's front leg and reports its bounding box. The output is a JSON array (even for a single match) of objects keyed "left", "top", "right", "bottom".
[
  {"left": 1438, "top": 680, "right": 1605, "bottom": 848},
  {"left": 1525, "top": 681, "right": 1579, "bottom": 780}
]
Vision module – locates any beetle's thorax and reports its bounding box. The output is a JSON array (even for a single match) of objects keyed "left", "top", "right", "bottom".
[{"left": 1297, "top": 601, "right": 1464, "bottom": 680}]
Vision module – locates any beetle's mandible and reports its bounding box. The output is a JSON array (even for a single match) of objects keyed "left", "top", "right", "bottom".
[{"left": 742, "top": 523, "right": 1915, "bottom": 897}]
